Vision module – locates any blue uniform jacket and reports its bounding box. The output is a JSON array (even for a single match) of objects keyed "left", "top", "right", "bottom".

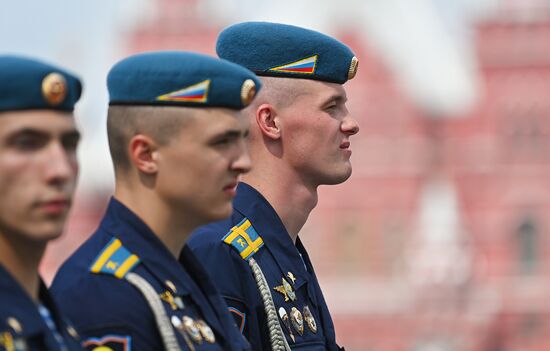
[
  {"left": 50, "top": 198, "right": 250, "bottom": 351},
  {"left": 0, "top": 265, "right": 82, "bottom": 351},
  {"left": 186, "top": 183, "right": 344, "bottom": 351}
]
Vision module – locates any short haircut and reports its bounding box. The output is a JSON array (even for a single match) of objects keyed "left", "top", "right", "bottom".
[
  {"left": 107, "top": 105, "right": 192, "bottom": 172},
  {"left": 251, "top": 77, "right": 309, "bottom": 110}
]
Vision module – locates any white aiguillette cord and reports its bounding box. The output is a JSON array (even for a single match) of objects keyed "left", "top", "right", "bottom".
[
  {"left": 249, "top": 257, "right": 291, "bottom": 351},
  {"left": 125, "top": 272, "right": 182, "bottom": 351}
]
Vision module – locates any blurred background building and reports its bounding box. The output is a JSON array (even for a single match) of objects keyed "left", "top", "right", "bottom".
[{"left": 2, "top": 0, "right": 550, "bottom": 349}]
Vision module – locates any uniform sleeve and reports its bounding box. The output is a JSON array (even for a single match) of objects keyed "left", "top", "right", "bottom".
[{"left": 52, "top": 274, "right": 162, "bottom": 351}]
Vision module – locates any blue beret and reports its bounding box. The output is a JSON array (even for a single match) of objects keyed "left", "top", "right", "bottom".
[
  {"left": 0, "top": 55, "right": 82, "bottom": 112},
  {"left": 107, "top": 51, "right": 262, "bottom": 110},
  {"left": 216, "top": 22, "right": 358, "bottom": 84}
]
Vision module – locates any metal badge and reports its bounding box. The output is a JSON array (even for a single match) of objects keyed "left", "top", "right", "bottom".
[
  {"left": 41, "top": 72, "right": 67, "bottom": 106},
  {"left": 303, "top": 306, "right": 317, "bottom": 333},
  {"left": 159, "top": 291, "right": 179, "bottom": 311},
  {"left": 162, "top": 282, "right": 185, "bottom": 309},
  {"left": 348, "top": 56, "right": 359, "bottom": 80},
  {"left": 278, "top": 307, "right": 295, "bottom": 343},
  {"left": 290, "top": 307, "right": 304, "bottom": 336},
  {"left": 171, "top": 316, "right": 195, "bottom": 351},
  {"left": 274, "top": 277, "right": 296, "bottom": 302},
  {"left": 195, "top": 319, "right": 216, "bottom": 344},
  {"left": 182, "top": 316, "right": 202, "bottom": 344},
  {"left": 240, "top": 79, "right": 256, "bottom": 106},
  {"left": 174, "top": 297, "right": 185, "bottom": 310},
  {"left": 287, "top": 272, "right": 296, "bottom": 284},
  {"left": 165, "top": 280, "right": 177, "bottom": 293},
  {"left": 171, "top": 315, "right": 182, "bottom": 329},
  {"left": 0, "top": 332, "right": 27, "bottom": 351},
  {"left": 0, "top": 332, "right": 14, "bottom": 351},
  {"left": 6, "top": 317, "right": 22, "bottom": 333},
  {"left": 273, "top": 284, "right": 289, "bottom": 301},
  {"left": 13, "top": 338, "right": 28, "bottom": 351},
  {"left": 66, "top": 325, "right": 79, "bottom": 339},
  {"left": 282, "top": 278, "right": 296, "bottom": 301}
]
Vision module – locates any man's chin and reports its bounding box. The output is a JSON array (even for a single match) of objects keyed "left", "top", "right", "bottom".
[
  {"left": 200, "top": 204, "right": 233, "bottom": 224},
  {"left": 321, "top": 166, "right": 353, "bottom": 186},
  {"left": 23, "top": 222, "right": 66, "bottom": 243}
]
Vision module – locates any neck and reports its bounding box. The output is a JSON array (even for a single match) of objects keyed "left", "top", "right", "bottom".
[
  {"left": 114, "top": 184, "right": 195, "bottom": 258},
  {"left": 242, "top": 166, "right": 318, "bottom": 243},
  {"left": 0, "top": 232, "right": 44, "bottom": 302}
]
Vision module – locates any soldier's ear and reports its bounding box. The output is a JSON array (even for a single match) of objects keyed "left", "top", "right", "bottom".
[
  {"left": 128, "top": 134, "right": 159, "bottom": 174},
  {"left": 255, "top": 104, "right": 281, "bottom": 140}
]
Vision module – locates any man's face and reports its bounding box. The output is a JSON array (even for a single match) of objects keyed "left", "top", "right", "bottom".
[
  {"left": 156, "top": 108, "right": 251, "bottom": 224},
  {"left": 0, "top": 110, "right": 80, "bottom": 242},
  {"left": 278, "top": 79, "right": 360, "bottom": 186}
]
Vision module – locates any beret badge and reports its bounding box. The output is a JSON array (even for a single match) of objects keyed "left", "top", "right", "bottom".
[
  {"left": 41, "top": 72, "right": 67, "bottom": 106},
  {"left": 348, "top": 56, "right": 359, "bottom": 80},
  {"left": 240, "top": 79, "right": 257, "bottom": 106}
]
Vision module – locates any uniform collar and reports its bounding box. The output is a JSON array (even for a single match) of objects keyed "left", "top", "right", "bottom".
[
  {"left": 0, "top": 265, "right": 58, "bottom": 337},
  {"left": 99, "top": 197, "right": 196, "bottom": 297},
  {"left": 233, "top": 182, "right": 310, "bottom": 290},
  {"left": 99, "top": 197, "right": 226, "bottom": 339},
  {"left": 179, "top": 246, "right": 233, "bottom": 342}
]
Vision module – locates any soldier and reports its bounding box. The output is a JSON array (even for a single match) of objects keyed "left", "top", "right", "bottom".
[
  {"left": 50, "top": 51, "right": 260, "bottom": 351},
  {"left": 186, "top": 22, "right": 360, "bottom": 351},
  {"left": 0, "top": 55, "right": 83, "bottom": 350}
]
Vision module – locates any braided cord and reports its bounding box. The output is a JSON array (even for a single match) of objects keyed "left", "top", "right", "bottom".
[
  {"left": 125, "top": 272, "right": 182, "bottom": 351},
  {"left": 249, "top": 258, "right": 291, "bottom": 351}
]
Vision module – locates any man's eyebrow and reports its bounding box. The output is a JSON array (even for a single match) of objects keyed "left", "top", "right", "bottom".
[
  {"left": 63, "top": 129, "right": 81, "bottom": 140},
  {"left": 220, "top": 130, "right": 242, "bottom": 137},
  {"left": 211, "top": 128, "right": 248, "bottom": 140},
  {"left": 5, "top": 128, "right": 81, "bottom": 144},
  {"left": 321, "top": 92, "right": 348, "bottom": 105},
  {"left": 9, "top": 128, "right": 49, "bottom": 136}
]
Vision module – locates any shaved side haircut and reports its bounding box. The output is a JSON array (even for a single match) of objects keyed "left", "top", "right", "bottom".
[
  {"left": 251, "top": 77, "right": 310, "bottom": 110},
  {"left": 107, "top": 105, "right": 194, "bottom": 173}
]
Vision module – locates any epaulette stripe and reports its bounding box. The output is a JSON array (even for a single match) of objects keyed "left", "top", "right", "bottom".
[
  {"left": 240, "top": 237, "right": 264, "bottom": 259},
  {"left": 222, "top": 218, "right": 265, "bottom": 261},
  {"left": 223, "top": 218, "right": 250, "bottom": 243},
  {"left": 114, "top": 254, "right": 140, "bottom": 278},
  {"left": 90, "top": 238, "right": 122, "bottom": 273},
  {"left": 233, "top": 226, "right": 255, "bottom": 248},
  {"left": 223, "top": 221, "right": 256, "bottom": 247},
  {"left": 223, "top": 226, "right": 241, "bottom": 244},
  {"left": 232, "top": 224, "right": 264, "bottom": 260},
  {"left": 239, "top": 219, "right": 252, "bottom": 231}
]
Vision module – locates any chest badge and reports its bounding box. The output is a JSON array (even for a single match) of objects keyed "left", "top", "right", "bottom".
[
  {"left": 290, "top": 307, "right": 304, "bottom": 336},
  {"left": 0, "top": 332, "right": 14, "bottom": 351},
  {"left": 171, "top": 316, "right": 195, "bottom": 350},
  {"left": 303, "top": 305, "right": 318, "bottom": 333},
  {"left": 195, "top": 319, "right": 216, "bottom": 344},
  {"left": 66, "top": 325, "right": 79, "bottom": 339},
  {"left": 0, "top": 331, "right": 27, "bottom": 351},
  {"left": 182, "top": 316, "right": 203, "bottom": 344},
  {"left": 160, "top": 291, "right": 180, "bottom": 311},
  {"left": 278, "top": 307, "right": 295, "bottom": 343},
  {"left": 273, "top": 277, "right": 296, "bottom": 302},
  {"left": 287, "top": 272, "right": 296, "bottom": 284},
  {"left": 6, "top": 317, "right": 22, "bottom": 334}
]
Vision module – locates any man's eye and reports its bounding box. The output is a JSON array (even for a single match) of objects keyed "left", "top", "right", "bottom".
[
  {"left": 214, "top": 138, "right": 230, "bottom": 145},
  {"left": 12, "top": 136, "right": 46, "bottom": 150},
  {"left": 62, "top": 136, "right": 80, "bottom": 152}
]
